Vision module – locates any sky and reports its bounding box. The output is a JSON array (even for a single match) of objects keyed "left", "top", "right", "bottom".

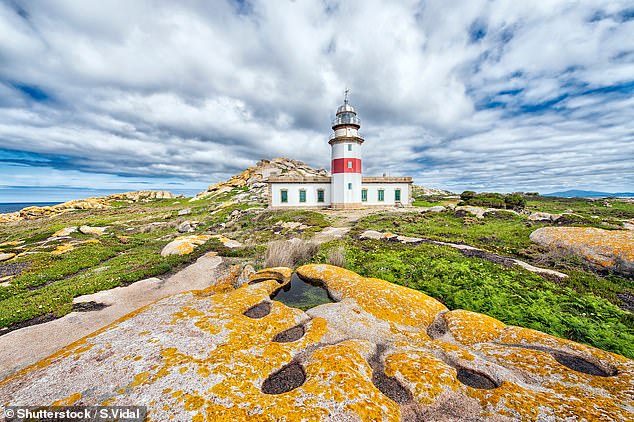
[{"left": 1, "top": 0, "right": 633, "bottom": 202}]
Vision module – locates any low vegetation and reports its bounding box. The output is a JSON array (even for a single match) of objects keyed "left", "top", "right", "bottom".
[
  {"left": 459, "top": 191, "right": 526, "bottom": 209},
  {"left": 324, "top": 239, "right": 634, "bottom": 359},
  {"left": 1, "top": 190, "right": 633, "bottom": 360},
  {"left": 265, "top": 239, "right": 320, "bottom": 268}
]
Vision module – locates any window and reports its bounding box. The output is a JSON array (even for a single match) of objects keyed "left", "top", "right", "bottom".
[
  {"left": 378, "top": 189, "right": 385, "bottom": 201},
  {"left": 361, "top": 189, "right": 368, "bottom": 202},
  {"left": 348, "top": 183, "right": 352, "bottom": 190},
  {"left": 299, "top": 189, "right": 306, "bottom": 203},
  {"left": 395, "top": 189, "right": 401, "bottom": 201},
  {"left": 281, "top": 190, "right": 288, "bottom": 203},
  {"left": 347, "top": 161, "right": 353, "bottom": 169},
  {"left": 317, "top": 189, "right": 325, "bottom": 203},
  {"left": 347, "top": 144, "right": 352, "bottom": 151}
]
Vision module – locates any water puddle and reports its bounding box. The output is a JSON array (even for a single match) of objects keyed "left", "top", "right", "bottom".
[{"left": 270, "top": 273, "right": 335, "bottom": 311}]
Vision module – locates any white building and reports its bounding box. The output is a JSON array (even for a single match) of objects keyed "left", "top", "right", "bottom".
[{"left": 268, "top": 95, "right": 413, "bottom": 209}]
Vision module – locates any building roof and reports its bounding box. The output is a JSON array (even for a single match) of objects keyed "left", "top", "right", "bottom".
[{"left": 267, "top": 176, "right": 412, "bottom": 184}]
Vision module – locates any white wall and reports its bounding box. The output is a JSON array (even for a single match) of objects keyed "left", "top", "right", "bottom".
[
  {"left": 331, "top": 141, "right": 362, "bottom": 159},
  {"left": 361, "top": 183, "right": 410, "bottom": 205},
  {"left": 332, "top": 173, "right": 362, "bottom": 204},
  {"left": 334, "top": 127, "right": 359, "bottom": 138},
  {"left": 270, "top": 183, "right": 331, "bottom": 207}
]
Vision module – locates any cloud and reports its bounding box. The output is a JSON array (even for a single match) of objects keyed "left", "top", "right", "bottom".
[{"left": 0, "top": 0, "right": 633, "bottom": 200}]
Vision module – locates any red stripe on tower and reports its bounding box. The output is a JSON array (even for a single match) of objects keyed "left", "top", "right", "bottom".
[{"left": 331, "top": 158, "right": 362, "bottom": 174}]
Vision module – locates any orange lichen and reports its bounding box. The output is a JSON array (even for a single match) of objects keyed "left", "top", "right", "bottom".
[
  {"left": 52, "top": 392, "right": 82, "bottom": 406},
  {"left": 531, "top": 227, "right": 634, "bottom": 269},
  {"left": 297, "top": 264, "right": 447, "bottom": 329},
  {"left": 385, "top": 350, "right": 460, "bottom": 405},
  {"left": 443, "top": 309, "right": 506, "bottom": 345},
  {"left": 1, "top": 265, "right": 632, "bottom": 421},
  {"left": 51, "top": 244, "right": 74, "bottom": 255}
]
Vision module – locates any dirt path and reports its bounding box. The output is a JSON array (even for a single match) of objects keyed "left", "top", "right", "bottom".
[
  {"left": 0, "top": 253, "right": 225, "bottom": 380},
  {"left": 317, "top": 207, "right": 410, "bottom": 227}
]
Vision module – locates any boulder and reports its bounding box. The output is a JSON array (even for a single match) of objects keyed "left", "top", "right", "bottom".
[
  {"left": 454, "top": 205, "right": 488, "bottom": 218},
  {"left": 428, "top": 205, "right": 446, "bottom": 212},
  {"left": 51, "top": 227, "right": 77, "bottom": 237},
  {"left": 275, "top": 221, "right": 310, "bottom": 231},
  {"left": 360, "top": 230, "right": 390, "bottom": 240},
  {"left": 530, "top": 227, "right": 634, "bottom": 275},
  {"left": 528, "top": 211, "right": 560, "bottom": 222},
  {"left": 177, "top": 221, "right": 199, "bottom": 233},
  {"left": 177, "top": 208, "right": 192, "bottom": 216},
  {"left": 0, "top": 253, "right": 15, "bottom": 262},
  {"left": 212, "top": 235, "right": 243, "bottom": 249},
  {"left": 160, "top": 235, "right": 212, "bottom": 257},
  {"left": 78, "top": 225, "right": 108, "bottom": 236},
  {"left": 1, "top": 265, "right": 630, "bottom": 420}
]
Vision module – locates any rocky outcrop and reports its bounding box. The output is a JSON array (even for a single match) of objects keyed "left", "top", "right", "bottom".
[
  {"left": 192, "top": 158, "right": 328, "bottom": 202},
  {"left": 0, "top": 198, "right": 110, "bottom": 223},
  {"left": 412, "top": 185, "right": 452, "bottom": 196},
  {"left": 105, "top": 191, "right": 175, "bottom": 202},
  {"left": 530, "top": 227, "right": 634, "bottom": 276},
  {"left": 160, "top": 235, "right": 212, "bottom": 257},
  {"left": 0, "top": 191, "right": 175, "bottom": 224},
  {"left": 0, "top": 265, "right": 630, "bottom": 420}
]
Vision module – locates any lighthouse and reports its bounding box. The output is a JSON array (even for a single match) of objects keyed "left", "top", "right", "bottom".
[
  {"left": 267, "top": 91, "right": 412, "bottom": 209},
  {"left": 329, "top": 90, "right": 364, "bottom": 208}
]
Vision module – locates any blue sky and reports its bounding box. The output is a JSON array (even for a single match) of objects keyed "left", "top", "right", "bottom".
[{"left": 1, "top": 0, "right": 633, "bottom": 202}]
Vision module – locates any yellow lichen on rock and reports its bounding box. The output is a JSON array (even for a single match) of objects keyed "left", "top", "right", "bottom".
[
  {"left": 51, "top": 244, "right": 75, "bottom": 255},
  {"left": 297, "top": 264, "right": 447, "bottom": 329},
  {"left": 0, "top": 265, "right": 632, "bottom": 421},
  {"left": 530, "top": 226, "right": 634, "bottom": 274},
  {"left": 160, "top": 235, "right": 212, "bottom": 257},
  {"left": 385, "top": 350, "right": 460, "bottom": 405},
  {"left": 443, "top": 309, "right": 507, "bottom": 345}
]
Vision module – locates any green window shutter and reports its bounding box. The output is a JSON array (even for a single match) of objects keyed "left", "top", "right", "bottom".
[
  {"left": 348, "top": 183, "right": 352, "bottom": 190},
  {"left": 361, "top": 189, "right": 367, "bottom": 202},
  {"left": 348, "top": 144, "right": 352, "bottom": 151},
  {"left": 395, "top": 189, "right": 401, "bottom": 201},
  {"left": 281, "top": 190, "right": 288, "bottom": 203},
  {"left": 317, "top": 190, "right": 324, "bottom": 202},
  {"left": 378, "top": 190, "right": 384, "bottom": 201},
  {"left": 299, "top": 190, "right": 306, "bottom": 203}
]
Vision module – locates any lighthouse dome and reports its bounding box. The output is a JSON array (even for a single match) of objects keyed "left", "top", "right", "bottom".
[{"left": 336, "top": 103, "right": 356, "bottom": 114}]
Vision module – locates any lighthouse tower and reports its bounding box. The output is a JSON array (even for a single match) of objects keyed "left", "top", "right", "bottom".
[{"left": 329, "top": 91, "right": 364, "bottom": 208}]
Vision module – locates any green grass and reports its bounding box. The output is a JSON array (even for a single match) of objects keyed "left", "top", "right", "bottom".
[
  {"left": 1, "top": 193, "right": 632, "bottom": 362},
  {"left": 355, "top": 210, "right": 544, "bottom": 256},
  {"left": 339, "top": 239, "right": 634, "bottom": 359},
  {"left": 0, "top": 234, "right": 223, "bottom": 329},
  {"left": 526, "top": 196, "right": 634, "bottom": 219}
]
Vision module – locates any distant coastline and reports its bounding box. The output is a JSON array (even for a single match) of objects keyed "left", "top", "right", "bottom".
[{"left": 0, "top": 202, "right": 60, "bottom": 214}]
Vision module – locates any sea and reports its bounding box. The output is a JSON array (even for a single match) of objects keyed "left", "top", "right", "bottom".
[{"left": 0, "top": 202, "right": 60, "bottom": 214}]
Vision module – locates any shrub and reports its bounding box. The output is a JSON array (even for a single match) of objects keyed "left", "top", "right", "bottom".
[
  {"left": 265, "top": 239, "right": 320, "bottom": 268},
  {"left": 504, "top": 194, "right": 526, "bottom": 210},
  {"left": 460, "top": 191, "right": 477, "bottom": 201},
  {"left": 327, "top": 246, "right": 347, "bottom": 268}
]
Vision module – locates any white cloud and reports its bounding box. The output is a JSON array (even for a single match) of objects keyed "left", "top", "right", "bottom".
[{"left": 0, "top": 0, "right": 633, "bottom": 199}]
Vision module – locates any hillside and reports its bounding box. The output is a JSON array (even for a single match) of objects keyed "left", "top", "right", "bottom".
[
  {"left": 545, "top": 190, "right": 634, "bottom": 198},
  {"left": 192, "top": 158, "right": 328, "bottom": 202},
  {"left": 0, "top": 162, "right": 633, "bottom": 419}
]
